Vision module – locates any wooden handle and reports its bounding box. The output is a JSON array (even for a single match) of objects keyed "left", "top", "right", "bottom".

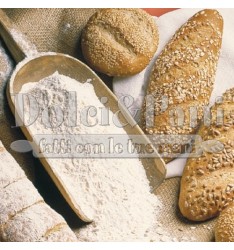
[{"left": 0, "top": 9, "right": 37, "bottom": 63}]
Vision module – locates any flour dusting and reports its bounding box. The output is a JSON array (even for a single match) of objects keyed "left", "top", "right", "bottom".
[
  {"left": 0, "top": 40, "right": 14, "bottom": 116},
  {"left": 10, "top": 29, "right": 37, "bottom": 57},
  {"left": 0, "top": 40, "right": 14, "bottom": 82}
]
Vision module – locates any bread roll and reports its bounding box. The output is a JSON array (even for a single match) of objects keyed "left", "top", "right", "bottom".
[
  {"left": 142, "top": 9, "right": 223, "bottom": 163},
  {"left": 0, "top": 141, "right": 77, "bottom": 242},
  {"left": 179, "top": 88, "right": 234, "bottom": 221},
  {"left": 215, "top": 203, "right": 234, "bottom": 242},
  {"left": 0, "top": 178, "right": 43, "bottom": 225},
  {"left": 81, "top": 8, "right": 159, "bottom": 76},
  {"left": 41, "top": 224, "right": 78, "bottom": 242}
]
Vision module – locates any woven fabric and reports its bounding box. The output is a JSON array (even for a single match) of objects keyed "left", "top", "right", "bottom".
[{"left": 0, "top": 8, "right": 215, "bottom": 241}]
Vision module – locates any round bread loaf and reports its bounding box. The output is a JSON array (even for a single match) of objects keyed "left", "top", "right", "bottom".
[{"left": 81, "top": 8, "right": 159, "bottom": 76}]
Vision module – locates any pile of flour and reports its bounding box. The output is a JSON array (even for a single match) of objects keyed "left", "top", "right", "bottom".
[{"left": 20, "top": 72, "right": 173, "bottom": 241}]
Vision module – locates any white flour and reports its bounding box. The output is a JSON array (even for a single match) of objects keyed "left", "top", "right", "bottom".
[{"left": 19, "top": 72, "right": 173, "bottom": 241}]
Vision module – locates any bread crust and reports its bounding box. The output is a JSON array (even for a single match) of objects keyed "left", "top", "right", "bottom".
[
  {"left": 215, "top": 203, "right": 234, "bottom": 242},
  {"left": 0, "top": 141, "right": 77, "bottom": 242},
  {"left": 81, "top": 8, "right": 159, "bottom": 76},
  {"left": 179, "top": 88, "right": 234, "bottom": 221},
  {"left": 142, "top": 9, "right": 223, "bottom": 163}
]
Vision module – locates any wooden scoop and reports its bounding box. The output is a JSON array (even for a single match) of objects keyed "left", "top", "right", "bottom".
[{"left": 0, "top": 9, "right": 166, "bottom": 222}]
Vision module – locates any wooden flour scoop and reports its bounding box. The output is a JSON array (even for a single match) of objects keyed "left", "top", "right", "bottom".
[{"left": 0, "top": 9, "right": 166, "bottom": 222}]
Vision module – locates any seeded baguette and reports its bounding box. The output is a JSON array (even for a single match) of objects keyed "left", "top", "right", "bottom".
[
  {"left": 179, "top": 88, "right": 234, "bottom": 221},
  {"left": 142, "top": 9, "right": 223, "bottom": 163},
  {"left": 81, "top": 8, "right": 159, "bottom": 76},
  {"left": 215, "top": 203, "right": 234, "bottom": 242},
  {"left": 0, "top": 141, "right": 77, "bottom": 242}
]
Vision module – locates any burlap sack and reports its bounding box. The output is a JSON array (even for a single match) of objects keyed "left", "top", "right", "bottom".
[{"left": 0, "top": 8, "right": 216, "bottom": 241}]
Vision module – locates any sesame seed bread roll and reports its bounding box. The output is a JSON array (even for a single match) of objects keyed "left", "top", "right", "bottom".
[
  {"left": 0, "top": 141, "right": 77, "bottom": 242},
  {"left": 215, "top": 203, "right": 234, "bottom": 242},
  {"left": 142, "top": 9, "right": 223, "bottom": 163},
  {"left": 81, "top": 8, "right": 159, "bottom": 76},
  {"left": 179, "top": 88, "right": 234, "bottom": 221}
]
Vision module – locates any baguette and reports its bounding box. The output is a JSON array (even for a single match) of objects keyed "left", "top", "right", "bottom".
[
  {"left": 215, "top": 203, "right": 234, "bottom": 242},
  {"left": 179, "top": 88, "right": 234, "bottom": 221},
  {"left": 142, "top": 9, "right": 223, "bottom": 163},
  {"left": 0, "top": 141, "right": 77, "bottom": 242}
]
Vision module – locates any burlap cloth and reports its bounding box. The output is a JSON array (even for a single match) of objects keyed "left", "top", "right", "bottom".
[{"left": 0, "top": 8, "right": 216, "bottom": 241}]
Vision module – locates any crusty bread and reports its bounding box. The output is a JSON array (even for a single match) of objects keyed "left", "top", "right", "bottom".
[
  {"left": 142, "top": 9, "right": 223, "bottom": 163},
  {"left": 81, "top": 8, "right": 159, "bottom": 76},
  {"left": 215, "top": 203, "right": 234, "bottom": 242},
  {"left": 179, "top": 88, "right": 234, "bottom": 221},
  {"left": 0, "top": 141, "right": 77, "bottom": 242}
]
